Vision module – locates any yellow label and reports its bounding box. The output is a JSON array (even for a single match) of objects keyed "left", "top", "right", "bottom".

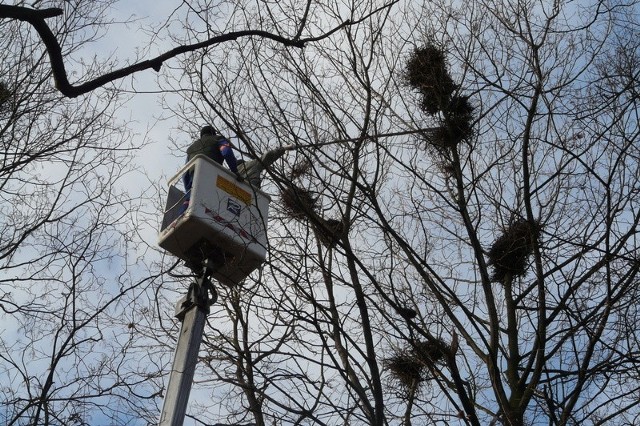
[{"left": 216, "top": 175, "right": 252, "bottom": 205}]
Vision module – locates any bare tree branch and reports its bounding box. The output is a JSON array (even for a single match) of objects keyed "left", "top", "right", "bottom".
[{"left": 0, "top": 4, "right": 357, "bottom": 98}]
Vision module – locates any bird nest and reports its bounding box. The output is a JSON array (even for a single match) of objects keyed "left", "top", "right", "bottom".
[
  {"left": 0, "top": 82, "right": 12, "bottom": 107},
  {"left": 413, "top": 339, "right": 449, "bottom": 366},
  {"left": 488, "top": 218, "right": 541, "bottom": 282},
  {"left": 386, "top": 338, "right": 450, "bottom": 388},
  {"left": 423, "top": 95, "right": 474, "bottom": 150},
  {"left": 280, "top": 185, "right": 318, "bottom": 220},
  {"left": 406, "top": 44, "right": 456, "bottom": 115},
  {"left": 290, "top": 159, "right": 312, "bottom": 180},
  {"left": 312, "top": 217, "right": 344, "bottom": 248},
  {"left": 386, "top": 352, "right": 424, "bottom": 388}
]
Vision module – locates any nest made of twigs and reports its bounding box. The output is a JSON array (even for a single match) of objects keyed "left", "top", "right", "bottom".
[
  {"left": 0, "top": 82, "right": 12, "bottom": 108},
  {"left": 413, "top": 339, "right": 449, "bottom": 366},
  {"left": 386, "top": 338, "right": 450, "bottom": 388},
  {"left": 445, "top": 95, "right": 474, "bottom": 139},
  {"left": 488, "top": 218, "right": 541, "bottom": 282},
  {"left": 423, "top": 95, "right": 474, "bottom": 150},
  {"left": 406, "top": 44, "right": 457, "bottom": 115},
  {"left": 280, "top": 184, "right": 319, "bottom": 220},
  {"left": 290, "top": 159, "right": 312, "bottom": 180},
  {"left": 312, "top": 217, "right": 344, "bottom": 248},
  {"left": 386, "top": 352, "right": 424, "bottom": 388},
  {"left": 425, "top": 126, "right": 466, "bottom": 149},
  {"left": 447, "top": 94, "right": 474, "bottom": 117}
]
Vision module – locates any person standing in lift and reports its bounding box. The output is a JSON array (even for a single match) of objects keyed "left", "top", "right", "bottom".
[
  {"left": 186, "top": 125, "right": 238, "bottom": 171},
  {"left": 182, "top": 125, "right": 239, "bottom": 212}
]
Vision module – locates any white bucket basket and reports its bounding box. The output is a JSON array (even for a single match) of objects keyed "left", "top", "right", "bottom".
[{"left": 158, "top": 155, "right": 270, "bottom": 286}]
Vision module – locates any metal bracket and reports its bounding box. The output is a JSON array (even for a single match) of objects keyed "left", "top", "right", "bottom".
[{"left": 175, "top": 261, "right": 219, "bottom": 320}]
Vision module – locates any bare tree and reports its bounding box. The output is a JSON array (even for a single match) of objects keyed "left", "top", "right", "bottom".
[
  {"left": 0, "top": 1, "right": 169, "bottom": 424},
  {"left": 155, "top": 0, "right": 640, "bottom": 425},
  {"left": 1, "top": 1, "right": 408, "bottom": 425},
  {"left": 4, "top": 0, "right": 638, "bottom": 424},
  {"left": 0, "top": 1, "right": 391, "bottom": 98}
]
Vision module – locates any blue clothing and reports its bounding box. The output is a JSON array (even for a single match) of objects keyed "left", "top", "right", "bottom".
[
  {"left": 186, "top": 133, "right": 238, "bottom": 173},
  {"left": 219, "top": 144, "right": 238, "bottom": 173}
]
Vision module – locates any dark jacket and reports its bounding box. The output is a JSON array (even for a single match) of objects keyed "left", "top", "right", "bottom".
[{"left": 186, "top": 133, "right": 238, "bottom": 172}]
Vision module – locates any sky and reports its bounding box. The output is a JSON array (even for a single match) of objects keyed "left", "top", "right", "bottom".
[
  {"left": 78, "top": 3, "right": 312, "bottom": 424},
  {"left": 5, "top": 1, "right": 638, "bottom": 424},
  {"left": 5, "top": 2, "right": 479, "bottom": 424},
  {"left": 0, "top": 3, "right": 212, "bottom": 424},
  {"left": 72, "top": 1, "right": 206, "bottom": 259}
]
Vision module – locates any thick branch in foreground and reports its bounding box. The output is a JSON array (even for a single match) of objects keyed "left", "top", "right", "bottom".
[{"left": 0, "top": 4, "right": 352, "bottom": 98}]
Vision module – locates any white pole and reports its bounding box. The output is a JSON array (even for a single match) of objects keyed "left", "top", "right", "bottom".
[{"left": 159, "top": 278, "right": 215, "bottom": 426}]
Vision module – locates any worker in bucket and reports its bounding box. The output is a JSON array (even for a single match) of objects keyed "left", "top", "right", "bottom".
[{"left": 181, "top": 125, "right": 239, "bottom": 212}]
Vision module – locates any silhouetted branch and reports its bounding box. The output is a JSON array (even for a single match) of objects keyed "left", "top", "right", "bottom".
[{"left": 0, "top": 4, "right": 359, "bottom": 98}]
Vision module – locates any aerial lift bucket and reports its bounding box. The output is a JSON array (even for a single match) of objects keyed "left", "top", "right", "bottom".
[{"left": 158, "top": 155, "right": 270, "bottom": 286}]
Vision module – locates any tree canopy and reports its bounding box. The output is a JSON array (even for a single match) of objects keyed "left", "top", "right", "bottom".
[{"left": 1, "top": 0, "right": 640, "bottom": 425}]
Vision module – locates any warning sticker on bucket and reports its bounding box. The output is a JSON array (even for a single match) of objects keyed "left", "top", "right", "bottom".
[{"left": 216, "top": 175, "right": 252, "bottom": 205}]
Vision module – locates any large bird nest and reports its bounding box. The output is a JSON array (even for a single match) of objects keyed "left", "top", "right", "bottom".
[
  {"left": 406, "top": 44, "right": 457, "bottom": 115},
  {"left": 290, "top": 159, "right": 312, "bottom": 180},
  {"left": 406, "top": 45, "right": 475, "bottom": 150},
  {"left": 280, "top": 185, "right": 319, "bottom": 220},
  {"left": 386, "top": 338, "right": 451, "bottom": 388},
  {"left": 413, "top": 339, "right": 450, "bottom": 366},
  {"left": 428, "top": 96, "right": 474, "bottom": 149},
  {"left": 488, "top": 218, "right": 541, "bottom": 282},
  {"left": 386, "top": 352, "right": 424, "bottom": 388},
  {"left": 312, "top": 217, "right": 344, "bottom": 248},
  {"left": 0, "top": 82, "right": 11, "bottom": 108}
]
